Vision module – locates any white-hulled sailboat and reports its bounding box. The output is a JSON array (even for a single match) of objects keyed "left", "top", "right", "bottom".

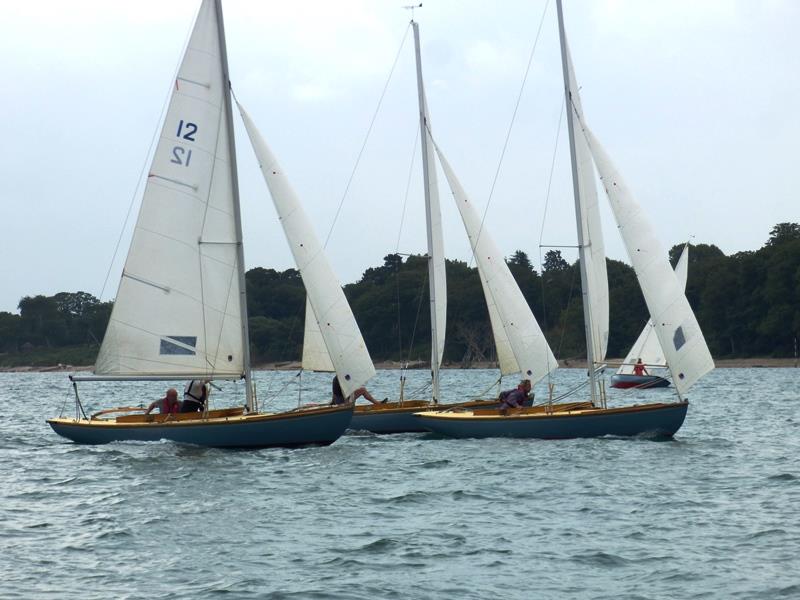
[
  {"left": 48, "top": 0, "right": 374, "bottom": 448},
  {"left": 414, "top": 0, "right": 714, "bottom": 439},
  {"left": 610, "top": 244, "right": 690, "bottom": 389}
]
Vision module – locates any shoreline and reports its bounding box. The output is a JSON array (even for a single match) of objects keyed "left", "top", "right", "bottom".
[{"left": 1, "top": 357, "right": 796, "bottom": 373}]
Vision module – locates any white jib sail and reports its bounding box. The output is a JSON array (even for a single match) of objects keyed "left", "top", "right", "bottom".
[
  {"left": 302, "top": 297, "right": 335, "bottom": 372},
  {"left": 238, "top": 102, "right": 375, "bottom": 397},
  {"left": 582, "top": 126, "right": 714, "bottom": 396},
  {"left": 618, "top": 244, "right": 689, "bottom": 375},
  {"left": 566, "top": 42, "right": 609, "bottom": 362},
  {"left": 433, "top": 142, "right": 557, "bottom": 384},
  {"left": 95, "top": 0, "right": 245, "bottom": 377}
]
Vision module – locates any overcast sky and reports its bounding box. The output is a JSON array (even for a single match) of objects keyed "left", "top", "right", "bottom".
[{"left": 1, "top": 0, "right": 797, "bottom": 313}]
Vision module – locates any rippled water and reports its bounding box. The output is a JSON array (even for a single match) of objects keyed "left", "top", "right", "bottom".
[{"left": 1, "top": 368, "right": 798, "bottom": 599}]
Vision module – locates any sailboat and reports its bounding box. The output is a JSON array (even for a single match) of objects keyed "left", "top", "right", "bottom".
[
  {"left": 610, "top": 244, "right": 690, "bottom": 389},
  {"left": 47, "top": 0, "right": 374, "bottom": 448},
  {"left": 414, "top": 0, "right": 714, "bottom": 439},
  {"left": 303, "top": 18, "right": 564, "bottom": 434}
]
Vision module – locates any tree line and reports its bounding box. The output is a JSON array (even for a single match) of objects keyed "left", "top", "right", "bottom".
[{"left": 1, "top": 223, "right": 798, "bottom": 367}]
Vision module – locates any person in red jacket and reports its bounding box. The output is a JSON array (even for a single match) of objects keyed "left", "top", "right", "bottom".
[
  {"left": 145, "top": 388, "right": 181, "bottom": 415},
  {"left": 633, "top": 358, "right": 649, "bottom": 376}
]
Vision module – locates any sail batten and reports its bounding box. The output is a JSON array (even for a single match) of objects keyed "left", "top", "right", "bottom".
[
  {"left": 238, "top": 102, "right": 375, "bottom": 398},
  {"left": 434, "top": 142, "right": 557, "bottom": 384},
  {"left": 95, "top": 0, "right": 245, "bottom": 379}
]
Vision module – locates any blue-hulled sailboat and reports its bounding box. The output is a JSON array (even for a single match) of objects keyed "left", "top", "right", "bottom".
[
  {"left": 414, "top": 0, "right": 715, "bottom": 440},
  {"left": 48, "top": 0, "right": 376, "bottom": 448}
]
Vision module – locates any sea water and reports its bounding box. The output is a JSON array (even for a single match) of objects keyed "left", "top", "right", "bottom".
[{"left": 1, "top": 368, "right": 798, "bottom": 599}]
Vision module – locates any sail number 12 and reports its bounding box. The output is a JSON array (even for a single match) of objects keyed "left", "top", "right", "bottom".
[{"left": 171, "top": 119, "right": 198, "bottom": 167}]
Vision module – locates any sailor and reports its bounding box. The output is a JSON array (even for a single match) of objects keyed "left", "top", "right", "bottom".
[
  {"left": 499, "top": 379, "right": 532, "bottom": 414},
  {"left": 633, "top": 358, "right": 649, "bottom": 376},
  {"left": 181, "top": 379, "right": 210, "bottom": 412},
  {"left": 331, "top": 375, "right": 386, "bottom": 405},
  {"left": 145, "top": 388, "right": 181, "bottom": 415}
]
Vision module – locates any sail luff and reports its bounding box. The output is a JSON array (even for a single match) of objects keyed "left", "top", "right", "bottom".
[
  {"left": 582, "top": 126, "right": 714, "bottom": 396},
  {"left": 237, "top": 102, "right": 376, "bottom": 398},
  {"left": 412, "top": 20, "right": 446, "bottom": 403},
  {"left": 556, "top": 0, "right": 599, "bottom": 404},
  {"left": 213, "top": 0, "right": 253, "bottom": 410}
]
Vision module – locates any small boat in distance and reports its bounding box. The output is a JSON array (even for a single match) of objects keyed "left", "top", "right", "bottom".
[
  {"left": 48, "top": 0, "right": 374, "bottom": 448},
  {"left": 610, "top": 244, "right": 689, "bottom": 389}
]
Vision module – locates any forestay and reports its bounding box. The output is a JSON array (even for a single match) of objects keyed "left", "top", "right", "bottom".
[
  {"left": 618, "top": 245, "right": 689, "bottom": 375},
  {"left": 582, "top": 126, "right": 714, "bottom": 396},
  {"left": 565, "top": 42, "right": 609, "bottom": 363},
  {"left": 95, "top": 0, "right": 245, "bottom": 378},
  {"left": 238, "top": 102, "right": 375, "bottom": 398},
  {"left": 433, "top": 142, "right": 557, "bottom": 384}
]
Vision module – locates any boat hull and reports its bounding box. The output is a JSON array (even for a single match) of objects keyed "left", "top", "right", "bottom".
[
  {"left": 350, "top": 397, "right": 551, "bottom": 434},
  {"left": 414, "top": 401, "right": 688, "bottom": 440},
  {"left": 47, "top": 404, "right": 354, "bottom": 449},
  {"left": 610, "top": 374, "right": 670, "bottom": 389}
]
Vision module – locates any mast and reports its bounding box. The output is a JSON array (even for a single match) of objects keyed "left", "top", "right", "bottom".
[
  {"left": 412, "top": 19, "right": 441, "bottom": 404},
  {"left": 556, "top": 0, "right": 598, "bottom": 405},
  {"left": 214, "top": 0, "right": 254, "bottom": 411}
]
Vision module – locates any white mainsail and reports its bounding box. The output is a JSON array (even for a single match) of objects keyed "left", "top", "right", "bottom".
[
  {"left": 95, "top": 0, "right": 245, "bottom": 378},
  {"left": 582, "top": 126, "right": 714, "bottom": 396},
  {"left": 412, "top": 21, "right": 447, "bottom": 398},
  {"left": 618, "top": 244, "right": 689, "bottom": 375},
  {"left": 238, "top": 102, "right": 376, "bottom": 398},
  {"left": 434, "top": 142, "right": 557, "bottom": 384},
  {"left": 565, "top": 42, "right": 609, "bottom": 363},
  {"left": 302, "top": 298, "right": 335, "bottom": 373}
]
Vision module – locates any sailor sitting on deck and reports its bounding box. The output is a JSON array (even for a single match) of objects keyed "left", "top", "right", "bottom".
[
  {"left": 331, "top": 375, "right": 387, "bottom": 406},
  {"left": 181, "top": 379, "right": 210, "bottom": 413},
  {"left": 498, "top": 379, "right": 532, "bottom": 414},
  {"left": 145, "top": 388, "right": 181, "bottom": 415}
]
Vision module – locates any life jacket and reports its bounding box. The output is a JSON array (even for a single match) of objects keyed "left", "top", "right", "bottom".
[{"left": 184, "top": 380, "right": 206, "bottom": 404}]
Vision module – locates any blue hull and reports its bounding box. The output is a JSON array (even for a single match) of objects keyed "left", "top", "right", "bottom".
[
  {"left": 414, "top": 402, "right": 688, "bottom": 440},
  {"left": 47, "top": 405, "right": 354, "bottom": 449},
  {"left": 610, "top": 374, "right": 670, "bottom": 389}
]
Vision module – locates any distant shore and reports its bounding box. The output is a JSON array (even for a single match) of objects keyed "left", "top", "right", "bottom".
[{"left": 2, "top": 357, "right": 796, "bottom": 373}]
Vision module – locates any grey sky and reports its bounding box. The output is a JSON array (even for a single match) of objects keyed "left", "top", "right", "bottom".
[{"left": 1, "top": 0, "right": 797, "bottom": 313}]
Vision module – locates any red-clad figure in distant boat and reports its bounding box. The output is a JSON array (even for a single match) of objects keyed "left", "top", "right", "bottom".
[{"left": 632, "top": 358, "right": 648, "bottom": 376}]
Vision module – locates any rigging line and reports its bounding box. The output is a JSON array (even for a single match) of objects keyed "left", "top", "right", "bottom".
[
  {"left": 323, "top": 22, "right": 412, "bottom": 249},
  {"left": 97, "top": 9, "right": 198, "bottom": 302},
  {"left": 468, "top": 0, "right": 551, "bottom": 267},
  {"left": 395, "top": 128, "right": 421, "bottom": 361},
  {"left": 404, "top": 266, "right": 430, "bottom": 364},
  {"left": 537, "top": 98, "right": 565, "bottom": 383}
]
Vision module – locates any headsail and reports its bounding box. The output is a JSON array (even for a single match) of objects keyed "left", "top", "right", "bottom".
[
  {"left": 302, "top": 297, "right": 335, "bottom": 373},
  {"left": 95, "top": 0, "right": 245, "bottom": 378},
  {"left": 434, "top": 142, "right": 557, "bottom": 384},
  {"left": 618, "top": 244, "right": 689, "bottom": 375},
  {"left": 238, "top": 102, "right": 375, "bottom": 398},
  {"left": 564, "top": 41, "right": 609, "bottom": 363},
  {"left": 582, "top": 126, "right": 714, "bottom": 396}
]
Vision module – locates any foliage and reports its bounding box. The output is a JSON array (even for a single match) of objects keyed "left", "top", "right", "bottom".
[{"left": 0, "top": 223, "right": 797, "bottom": 366}]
